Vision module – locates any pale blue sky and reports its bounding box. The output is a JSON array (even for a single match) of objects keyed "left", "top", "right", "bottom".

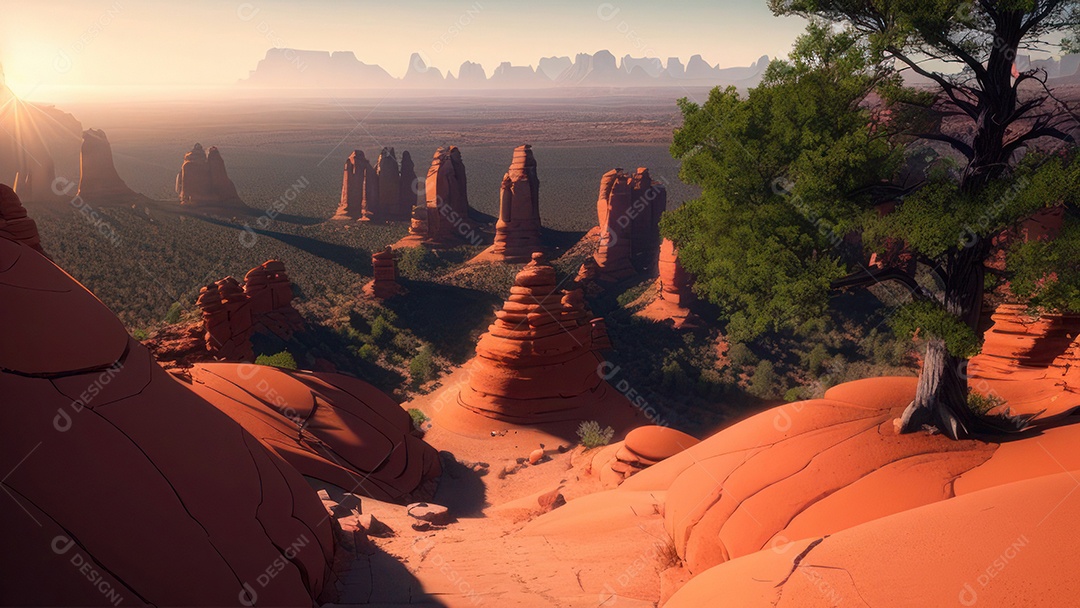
[{"left": 1, "top": 0, "right": 806, "bottom": 91}]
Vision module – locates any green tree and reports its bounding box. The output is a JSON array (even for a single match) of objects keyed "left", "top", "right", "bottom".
[{"left": 664, "top": 4, "right": 1080, "bottom": 439}]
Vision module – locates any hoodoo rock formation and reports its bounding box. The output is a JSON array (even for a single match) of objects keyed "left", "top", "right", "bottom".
[
  {"left": 0, "top": 185, "right": 46, "bottom": 255},
  {"left": 365, "top": 246, "right": 402, "bottom": 299},
  {"left": 0, "top": 227, "right": 333, "bottom": 605},
  {"left": 628, "top": 168, "right": 667, "bottom": 271},
  {"left": 189, "top": 363, "right": 442, "bottom": 502},
  {"left": 637, "top": 239, "right": 698, "bottom": 328},
  {"left": 424, "top": 145, "right": 472, "bottom": 243},
  {"left": 578, "top": 167, "right": 667, "bottom": 280},
  {"left": 76, "top": 128, "right": 143, "bottom": 202},
  {"left": 456, "top": 253, "right": 620, "bottom": 424},
  {"left": 335, "top": 148, "right": 416, "bottom": 222},
  {"left": 474, "top": 144, "right": 543, "bottom": 263},
  {"left": 175, "top": 143, "right": 244, "bottom": 207},
  {"left": 196, "top": 260, "right": 305, "bottom": 361}
]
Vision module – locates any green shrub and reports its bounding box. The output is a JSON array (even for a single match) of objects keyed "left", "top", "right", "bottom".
[
  {"left": 357, "top": 343, "right": 378, "bottom": 362},
  {"left": 371, "top": 315, "right": 396, "bottom": 344},
  {"left": 577, "top": 420, "right": 615, "bottom": 449},
  {"left": 132, "top": 329, "right": 149, "bottom": 341},
  {"left": 661, "top": 359, "right": 694, "bottom": 393},
  {"left": 968, "top": 391, "right": 1006, "bottom": 415},
  {"left": 255, "top": 351, "right": 297, "bottom": 370},
  {"left": 727, "top": 342, "right": 759, "bottom": 368},
  {"left": 164, "top": 302, "right": 183, "bottom": 324},
  {"left": 408, "top": 408, "right": 430, "bottom": 431},
  {"left": 409, "top": 345, "right": 436, "bottom": 385},
  {"left": 806, "top": 343, "right": 829, "bottom": 376},
  {"left": 748, "top": 360, "right": 779, "bottom": 399}
]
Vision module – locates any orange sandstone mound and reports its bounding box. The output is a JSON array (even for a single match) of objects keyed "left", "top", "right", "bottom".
[
  {"left": 665, "top": 471, "right": 1080, "bottom": 607},
  {"left": 189, "top": 363, "right": 441, "bottom": 502},
  {"left": 449, "top": 252, "right": 633, "bottom": 427},
  {"left": 175, "top": 143, "right": 245, "bottom": 207},
  {"left": 473, "top": 144, "right": 543, "bottom": 263},
  {"left": 0, "top": 232, "right": 333, "bottom": 605},
  {"left": 0, "top": 184, "right": 46, "bottom": 255},
  {"left": 76, "top": 128, "right": 144, "bottom": 202},
  {"left": 637, "top": 238, "right": 698, "bottom": 328},
  {"left": 591, "top": 426, "right": 701, "bottom": 487}
]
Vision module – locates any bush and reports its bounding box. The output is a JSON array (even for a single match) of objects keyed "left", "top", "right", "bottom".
[
  {"left": 806, "top": 343, "right": 829, "bottom": 376},
  {"left": 164, "top": 302, "right": 183, "bottom": 324},
  {"left": 727, "top": 342, "right": 759, "bottom": 368},
  {"left": 371, "top": 315, "right": 396, "bottom": 344},
  {"left": 577, "top": 420, "right": 615, "bottom": 449},
  {"left": 968, "top": 391, "right": 1006, "bottom": 415},
  {"left": 256, "top": 350, "right": 298, "bottom": 370},
  {"left": 132, "top": 329, "right": 149, "bottom": 341},
  {"left": 357, "top": 343, "right": 378, "bottom": 362},
  {"left": 409, "top": 345, "right": 436, "bottom": 385},
  {"left": 408, "top": 408, "right": 430, "bottom": 432},
  {"left": 748, "top": 360, "right": 779, "bottom": 399}
]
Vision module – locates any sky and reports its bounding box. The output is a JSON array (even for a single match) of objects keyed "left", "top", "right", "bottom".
[{"left": 0, "top": 0, "right": 807, "bottom": 97}]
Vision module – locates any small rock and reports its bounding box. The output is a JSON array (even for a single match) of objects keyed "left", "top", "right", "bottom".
[
  {"left": 528, "top": 448, "right": 545, "bottom": 465},
  {"left": 537, "top": 489, "right": 566, "bottom": 513},
  {"left": 407, "top": 502, "right": 452, "bottom": 525},
  {"left": 411, "top": 521, "right": 436, "bottom": 532},
  {"left": 359, "top": 513, "right": 394, "bottom": 538},
  {"left": 515, "top": 457, "right": 527, "bottom": 465},
  {"left": 316, "top": 489, "right": 331, "bottom": 501}
]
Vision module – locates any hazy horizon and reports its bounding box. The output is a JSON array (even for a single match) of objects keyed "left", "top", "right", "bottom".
[{"left": 2, "top": 0, "right": 807, "bottom": 102}]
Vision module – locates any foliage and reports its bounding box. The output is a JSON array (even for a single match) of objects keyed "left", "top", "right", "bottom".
[
  {"left": 1009, "top": 215, "right": 1080, "bottom": 313},
  {"left": 968, "top": 391, "right": 1006, "bottom": 416},
  {"left": 662, "top": 23, "right": 900, "bottom": 342},
  {"left": 409, "top": 345, "right": 436, "bottom": 385},
  {"left": 889, "top": 300, "right": 981, "bottom": 358},
  {"left": 131, "top": 329, "right": 148, "bottom": 341},
  {"left": 748, "top": 360, "right": 782, "bottom": 400},
  {"left": 164, "top": 302, "right": 183, "bottom": 324},
  {"left": 407, "top": 408, "right": 430, "bottom": 432},
  {"left": 576, "top": 420, "right": 615, "bottom": 449},
  {"left": 255, "top": 350, "right": 298, "bottom": 370}
]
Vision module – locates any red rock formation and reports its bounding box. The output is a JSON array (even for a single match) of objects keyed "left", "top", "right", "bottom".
[
  {"left": 459, "top": 253, "right": 614, "bottom": 423},
  {"left": 0, "top": 184, "right": 45, "bottom": 255},
  {"left": 13, "top": 155, "right": 59, "bottom": 204},
  {"left": 628, "top": 167, "right": 667, "bottom": 271},
  {"left": 175, "top": 143, "right": 244, "bottom": 207},
  {"left": 189, "top": 363, "right": 442, "bottom": 502},
  {"left": 197, "top": 277, "right": 255, "bottom": 361},
  {"left": 592, "top": 426, "right": 700, "bottom": 487},
  {"left": 245, "top": 259, "right": 305, "bottom": 338},
  {"left": 76, "top": 128, "right": 142, "bottom": 202},
  {"left": 0, "top": 231, "right": 332, "bottom": 605},
  {"left": 971, "top": 304, "right": 1080, "bottom": 375},
  {"left": 195, "top": 260, "right": 305, "bottom": 361},
  {"left": 424, "top": 145, "right": 473, "bottom": 243},
  {"left": 366, "top": 246, "right": 402, "bottom": 299},
  {"left": 578, "top": 169, "right": 636, "bottom": 282},
  {"left": 376, "top": 147, "right": 410, "bottom": 221},
  {"left": 334, "top": 150, "right": 368, "bottom": 220},
  {"left": 487, "top": 144, "right": 542, "bottom": 263},
  {"left": 637, "top": 239, "right": 698, "bottom": 328}
]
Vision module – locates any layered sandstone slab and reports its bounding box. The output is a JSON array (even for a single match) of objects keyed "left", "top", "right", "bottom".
[
  {"left": 189, "top": 363, "right": 442, "bottom": 502},
  {"left": 77, "top": 128, "right": 143, "bottom": 202},
  {"left": 0, "top": 234, "right": 332, "bottom": 606},
  {"left": 459, "top": 253, "right": 615, "bottom": 423},
  {"left": 175, "top": 143, "right": 244, "bottom": 207},
  {"left": 665, "top": 471, "right": 1080, "bottom": 608}
]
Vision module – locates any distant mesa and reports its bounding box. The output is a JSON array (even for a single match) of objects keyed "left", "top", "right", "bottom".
[
  {"left": 471, "top": 144, "right": 542, "bottom": 264},
  {"left": 175, "top": 143, "right": 245, "bottom": 208},
  {"left": 241, "top": 48, "right": 774, "bottom": 90},
  {"left": 334, "top": 147, "right": 415, "bottom": 222},
  {"left": 77, "top": 128, "right": 145, "bottom": 203},
  {"left": 578, "top": 167, "right": 666, "bottom": 283}
]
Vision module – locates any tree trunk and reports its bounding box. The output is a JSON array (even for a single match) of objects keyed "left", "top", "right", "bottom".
[{"left": 900, "top": 245, "right": 985, "bottom": 439}]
